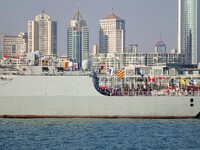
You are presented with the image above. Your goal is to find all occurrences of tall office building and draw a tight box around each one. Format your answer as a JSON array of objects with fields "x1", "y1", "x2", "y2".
[
  {"x1": 67, "y1": 9, "x2": 89, "y2": 68},
  {"x1": 99, "y1": 11, "x2": 125, "y2": 53},
  {"x1": 155, "y1": 40, "x2": 166, "y2": 53},
  {"x1": 28, "y1": 11, "x2": 57, "y2": 56},
  {"x1": 2, "y1": 32, "x2": 28, "y2": 58},
  {"x1": 178, "y1": 0, "x2": 200, "y2": 64}
]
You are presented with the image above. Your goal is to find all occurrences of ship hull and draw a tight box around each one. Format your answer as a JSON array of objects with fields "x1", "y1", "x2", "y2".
[
  {"x1": 0, "y1": 95, "x2": 199, "y2": 119},
  {"x1": 0, "y1": 75, "x2": 200, "y2": 119}
]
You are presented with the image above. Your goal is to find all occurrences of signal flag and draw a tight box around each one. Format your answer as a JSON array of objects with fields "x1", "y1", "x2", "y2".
[{"x1": 117, "y1": 70, "x2": 124, "y2": 79}]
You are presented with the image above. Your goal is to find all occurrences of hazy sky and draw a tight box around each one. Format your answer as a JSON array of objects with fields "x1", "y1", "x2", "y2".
[{"x1": 0, "y1": 0, "x2": 178, "y2": 55}]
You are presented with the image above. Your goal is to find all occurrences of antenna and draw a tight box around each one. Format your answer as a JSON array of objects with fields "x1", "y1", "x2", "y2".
[
  {"x1": 77, "y1": 1, "x2": 80, "y2": 20},
  {"x1": 160, "y1": 35, "x2": 162, "y2": 41},
  {"x1": 112, "y1": 6, "x2": 114, "y2": 14},
  {"x1": 77, "y1": 1, "x2": 79, "y2": 11},
  {"x1": 72, "y1": 2, "x2": 83, "y2": 20},
  {"x1": 41, "y1": 9, "x2": 45, "y2": 14}
]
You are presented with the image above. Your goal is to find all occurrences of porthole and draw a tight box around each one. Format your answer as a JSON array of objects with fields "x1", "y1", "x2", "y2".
[
  {"x1": 190, "y1": 103, "x2": 194, "y2": 107},
  {"x1": 190, "y1": 98, "x2": 194, "y2": 103}
]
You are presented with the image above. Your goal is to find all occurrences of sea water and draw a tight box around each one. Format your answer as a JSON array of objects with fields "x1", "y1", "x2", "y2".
[{"x1": 0, "y1": 119, "x2": 200, "y2": 150}]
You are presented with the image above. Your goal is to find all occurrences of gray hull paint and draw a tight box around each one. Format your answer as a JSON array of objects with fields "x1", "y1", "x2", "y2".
[{"x1": 0, "y1": 75, "x2": 200, "y2": 118}]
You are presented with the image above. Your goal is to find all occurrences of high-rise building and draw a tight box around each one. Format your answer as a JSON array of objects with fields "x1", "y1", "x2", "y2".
[
  {"x1": 2, "y1": 32, "x2": 28, "y2": 58},
  {"x1": 99, "y1": 11, "x2": 125, "y2": 53},
  {"x1": 155, "y1": 40, "x2": 166, "y2": 53},
  {"x1": 67, "y1": 9, "x2": 89, "y2": 68},
  {"x1": 28, "y1": 11, "x2": 57, "y2": 56},
  {"x1": 178, "y1": 0, "x2": 200, "y2": 64}
]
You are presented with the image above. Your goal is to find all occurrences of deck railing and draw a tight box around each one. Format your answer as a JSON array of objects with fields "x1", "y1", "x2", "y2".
[{"x1": 107, "y1": 90, "x2": 200, "y2": 97}]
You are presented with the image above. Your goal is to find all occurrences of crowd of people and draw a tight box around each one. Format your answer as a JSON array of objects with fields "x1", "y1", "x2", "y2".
[{"x1": 97, "y1": 85, "x2": 199, "y2": 97}]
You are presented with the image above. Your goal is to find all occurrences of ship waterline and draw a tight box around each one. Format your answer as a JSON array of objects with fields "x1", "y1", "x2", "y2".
[{"x1": 0, "y1": 75, "x2": 200, "y2": 119}]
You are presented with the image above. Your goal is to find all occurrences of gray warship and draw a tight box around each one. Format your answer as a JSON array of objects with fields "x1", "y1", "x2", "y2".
[{"x1": 0, "y1": 52, "x2": 200, "y2": 119}]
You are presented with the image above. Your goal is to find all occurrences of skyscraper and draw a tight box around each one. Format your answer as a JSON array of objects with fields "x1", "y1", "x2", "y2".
[
  {"x1": 28, "y1": 11, "x2": 57, "y2": 56},
  {"x1": 178, "y1": 0, "x2": 200, "y2": 64},
  {"x1": 67, "y1": 9, "x2": 89, "y2": 68},
  {"x1": 99, "y1": 11, "x2": 125, "y2": 53},
  {"x1": 155, "y1": 40, "x2": 166, "y2": 54}
]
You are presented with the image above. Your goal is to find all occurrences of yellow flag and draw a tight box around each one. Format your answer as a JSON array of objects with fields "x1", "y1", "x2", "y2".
[{"x1": 181, "y1": 79, "x2": 186, "y2": 85}]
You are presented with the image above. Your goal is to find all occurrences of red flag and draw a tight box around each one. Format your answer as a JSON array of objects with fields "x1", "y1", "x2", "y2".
[
  {"x1": 159, "y1": 76, "x2": 165, "y2": 81},
  {"x1": 99, "y1": 64, "x2": 104, "y2": 70},
  {"x1": 148, "y1": 76, "x2": 155, "y2": 83},
  {"x1": 3, "y1": 55, "x2": 9, "y2": 60}
]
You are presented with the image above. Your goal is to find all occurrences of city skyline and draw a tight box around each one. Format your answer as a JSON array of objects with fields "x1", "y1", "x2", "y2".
[{"x1": 0, "y1": 0, "x2": 178, "y2": 55}]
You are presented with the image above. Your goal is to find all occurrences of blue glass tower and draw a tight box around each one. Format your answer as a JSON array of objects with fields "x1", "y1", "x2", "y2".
[
  {"x1": 67, "y1": 9, "x2": 89, "y2": 68},
  {"x1": 178, "y1": 0, "x2": 200, "y2": 64},
  {"x1": 155, "y1": 40, "x2": 166, "y2": 54}
]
